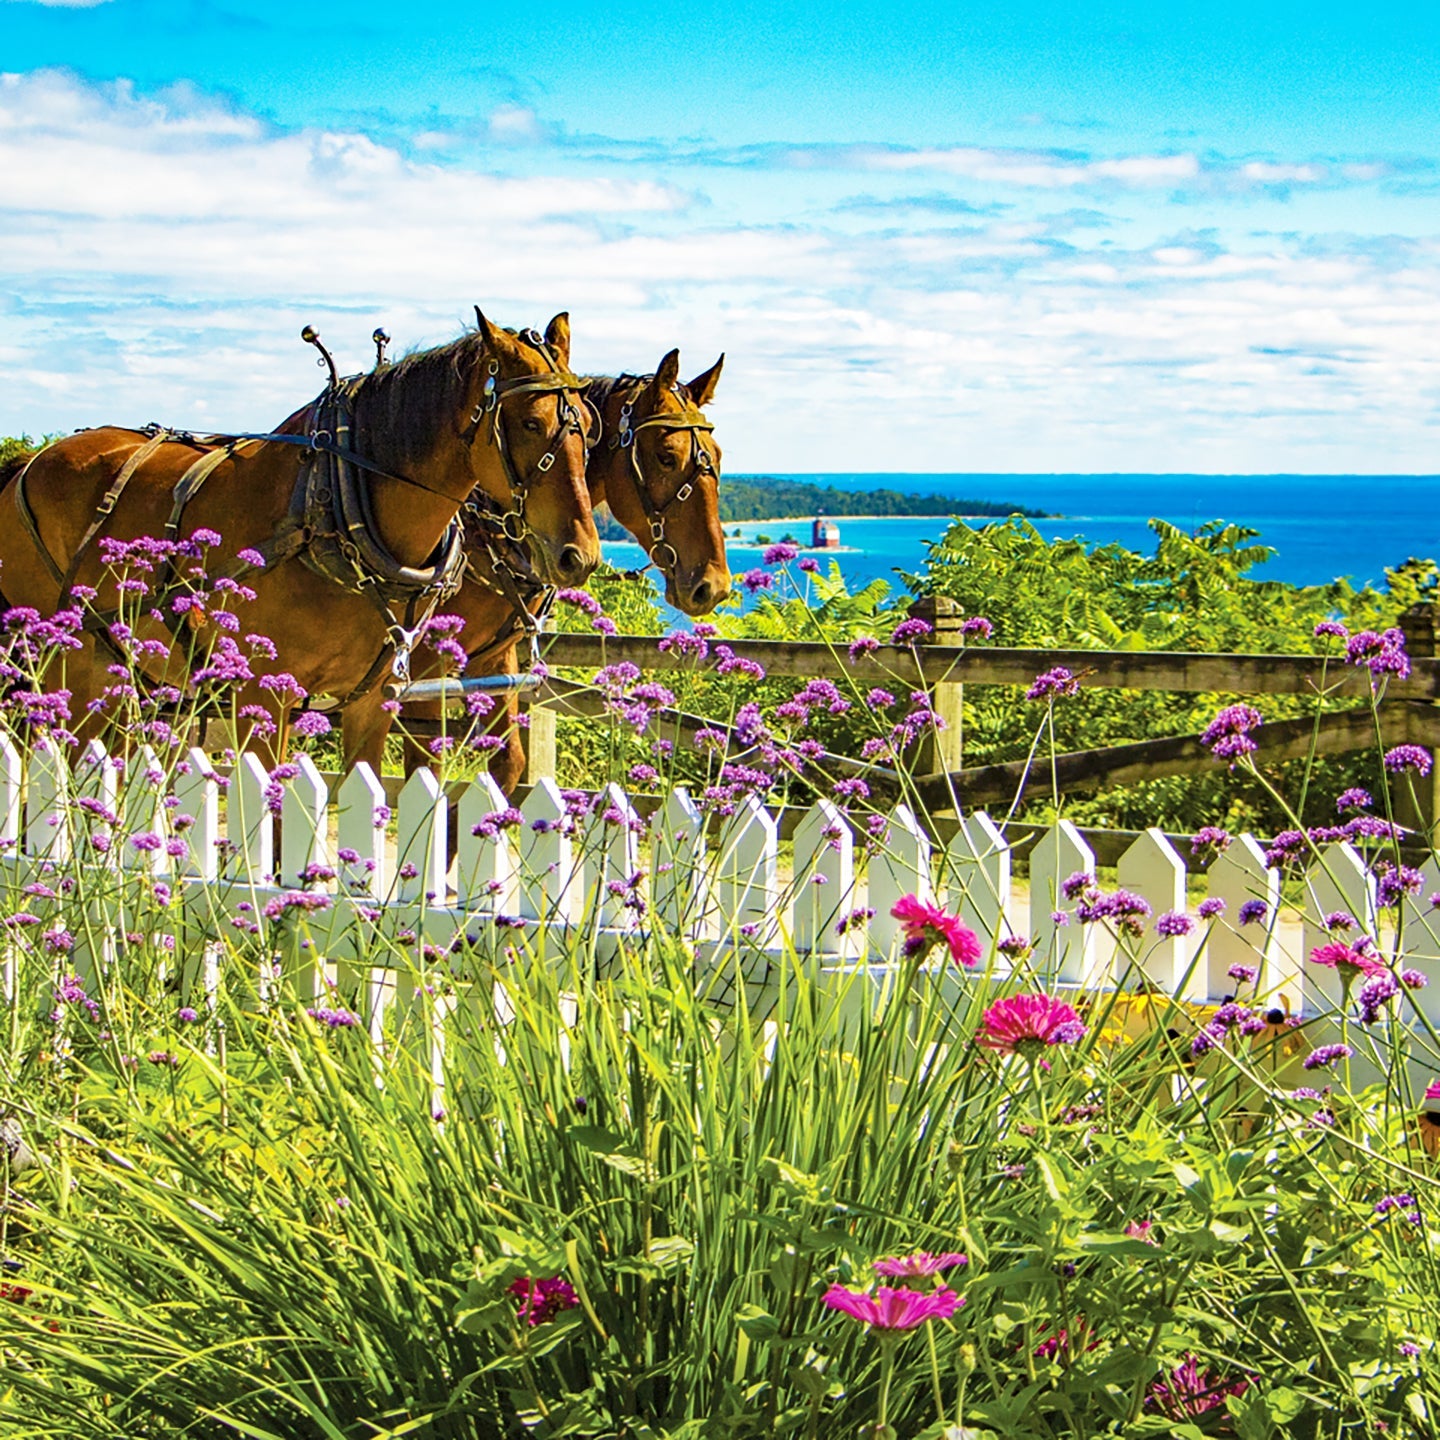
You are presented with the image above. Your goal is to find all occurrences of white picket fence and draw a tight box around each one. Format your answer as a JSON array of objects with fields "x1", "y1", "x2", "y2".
[{"x1": 8, "y1": 736, "x2": 1440, "y2": 1045}]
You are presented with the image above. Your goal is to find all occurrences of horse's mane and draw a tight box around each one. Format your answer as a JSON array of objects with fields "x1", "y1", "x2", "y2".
[
  {"x1": 582, "y1": 372, "x2": 695, "y2": 412},
  {"x1": 345, "y1": 330, "x2": 488, "y2": 468}
]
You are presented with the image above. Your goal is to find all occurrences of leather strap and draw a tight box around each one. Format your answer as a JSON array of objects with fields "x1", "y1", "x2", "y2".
[{"x1": 54, "y1": 430, "x2": 171, "y2": 605}]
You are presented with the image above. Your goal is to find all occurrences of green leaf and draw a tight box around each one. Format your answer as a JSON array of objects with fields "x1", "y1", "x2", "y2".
[
  {"x1": 734, "y1": 1305, "x2": 781, "y2": 1341},
  {"x1": 1208, "y1": 1219, "x2": 1251, "y2": 1245},
  {"x1": 1264, "y1": 1386, "x2": 1307, "y2": 1424},
  {"x1": 566, "y1": 1126, "x2": 648, "y2": 1176},
  {"x1": 648, "y1": 1235, "x2": 695, "y2": 1269}
]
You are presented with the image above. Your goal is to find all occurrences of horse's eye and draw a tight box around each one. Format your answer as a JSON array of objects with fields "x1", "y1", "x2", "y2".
[
  {"x1": 522, "y1": 418, "x2": 544, "y2": 434},
  {"x1": 657, "y1": 450, "x2": 677, "y2": 469}
]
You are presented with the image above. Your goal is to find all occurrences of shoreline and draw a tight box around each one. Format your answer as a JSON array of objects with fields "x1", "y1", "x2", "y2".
[{"x1": 724, "y1": 512, "x2": 1043, "y2": 527}]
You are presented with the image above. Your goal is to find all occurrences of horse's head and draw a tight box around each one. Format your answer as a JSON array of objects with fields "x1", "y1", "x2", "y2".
[
  {"x1": 594, "y1": 350, "x2": 730, "y2": 616},
  {"x1": 470, "y1": 310, "x2": 600, "y2": 587}
]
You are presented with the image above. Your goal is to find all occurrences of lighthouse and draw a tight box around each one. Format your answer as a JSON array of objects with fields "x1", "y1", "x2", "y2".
[{"x1": 811, "y1": 516, "x2": 840, "y2": 550}]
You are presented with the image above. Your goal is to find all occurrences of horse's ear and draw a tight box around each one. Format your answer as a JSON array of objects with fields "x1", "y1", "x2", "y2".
[
  {"x1": 474, "y1": 307, "x2": 516, "y2": 363},
  {"x1": 544, "y1": 312, "x2": 571, "y2": 366},
  {"x1": 650, "y1": 348, "x2": 681, "y2": 394},
  {"x1": 686, "y1": 353, "x2": 724, "y2": 408}
]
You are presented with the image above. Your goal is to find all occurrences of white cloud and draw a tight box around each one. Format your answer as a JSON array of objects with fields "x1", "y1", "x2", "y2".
[
  {"x1": 1, "y1": 69, "x2": 1438, "y2": 475},
  {"x1": 1239, "y1": 160, "x2": 1328, "y2": 184},
  {"x1": 832, "y1": 145, "x2": 1202, "y2": 190}
]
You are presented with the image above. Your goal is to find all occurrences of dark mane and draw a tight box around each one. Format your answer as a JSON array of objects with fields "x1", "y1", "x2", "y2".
[{"x1": 346, "y1": 330, "x2": 488, "y2": 468}]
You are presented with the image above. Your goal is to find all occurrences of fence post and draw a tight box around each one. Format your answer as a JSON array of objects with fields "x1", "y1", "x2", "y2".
[
  {"x1": 907, "y1": 596, "x2": 964, "y2": 806},
  {"x1": 1398, "y1": 602, "x2": 1440, "y2": 843},
  {"x1": 523, "y1": 614, "x2": 557, "y2": 785}
]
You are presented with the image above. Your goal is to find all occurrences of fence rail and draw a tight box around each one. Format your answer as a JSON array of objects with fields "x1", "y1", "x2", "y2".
[{"x1": 539, "y1": 632, "x2": 1440, "y2": 700}]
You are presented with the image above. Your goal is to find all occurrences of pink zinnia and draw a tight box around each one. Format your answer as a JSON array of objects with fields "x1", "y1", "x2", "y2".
[
  {"x1": 890, "y1": 894, "x2": 983, "y2": 968},
  {"x1": 873, "y1": 1251, "x2": 967, "y2": 1278},
  {"x1": 978, "y1": 994, "x2": 1087, "y2": 1056},
  {"x1": 1146, "y1": 1355, "x2": 1249, "y2": 1419},
  {"x1": 508, "y1": 1275, "x2": 579, "y2": 1326},
  {"x1": 823, "y1": 1283, "x2": 962, "y2": 1330},
  {"x1": 1308, "y1": 941, "x2": 1385, "y2": 979}
]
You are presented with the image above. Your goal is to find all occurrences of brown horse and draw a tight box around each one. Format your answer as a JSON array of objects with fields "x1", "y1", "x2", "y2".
[
  {"x1": 0, "y1": 312, "x2": 600, "y2": 758},
  {"x1": 342, "y1": 347, "x2": 729, "y2": 788}
]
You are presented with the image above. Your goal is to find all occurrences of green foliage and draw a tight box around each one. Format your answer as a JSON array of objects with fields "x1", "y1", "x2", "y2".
[
  {"x1": 906, "y1": 517, "x2": 1420, "y2": 829},
  {"x1": 8, "y1": 929, "x2": 1440, "y2": 1437},
  {"x1": 0, "y1": 433, "x2": 54, "y2": 468},
  {"x1": 548, "y1": 517, "x2": 1432, "y2": 833},
  {"x1": 908, "y1": 516, "x2": 1393, "y2": 655}
]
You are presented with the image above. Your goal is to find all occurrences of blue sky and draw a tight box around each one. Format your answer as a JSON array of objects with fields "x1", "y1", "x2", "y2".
[{"x1": 2, "y1": 0, "x2": 1437, "y2": 472}]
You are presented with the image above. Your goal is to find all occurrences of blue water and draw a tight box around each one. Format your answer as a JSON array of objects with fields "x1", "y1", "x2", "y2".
[{"x1": 601, "y1": 473, "x2": 1440, "y2": 618}]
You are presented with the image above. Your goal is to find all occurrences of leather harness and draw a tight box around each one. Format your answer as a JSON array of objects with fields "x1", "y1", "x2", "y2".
[{"x1": 6, "y1": 328, "x2": 591, "y2": 712}]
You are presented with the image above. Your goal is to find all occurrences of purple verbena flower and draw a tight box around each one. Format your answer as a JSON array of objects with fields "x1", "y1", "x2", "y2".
[
  {"x1": 1385, "y1": 745, "x2": 1432, "y2": 777},
  {"x1": 889, "y1": 618, "x2": 933, "y2": 646},
  {"x1": 1026, "y1": 666, "x2": 1079, "y2": 701},
  {"x1": 1200, "y1": 703, "x2": 1263, "y2": 761},
  {"x1": 1304, "y1": 1042, "x2": 1353, "y2": 1071}
]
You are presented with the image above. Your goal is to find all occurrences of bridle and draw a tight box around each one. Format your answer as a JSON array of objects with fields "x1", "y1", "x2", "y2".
[
  {"x1": 457, "y1": 322, "x2": 600, "y2": 666},
  {"x1": 607, "y1": 380, "x2": 716, "y2": 578},
  {"x1": 459, "y1": 316, "x2": 598, "y2": 551}
]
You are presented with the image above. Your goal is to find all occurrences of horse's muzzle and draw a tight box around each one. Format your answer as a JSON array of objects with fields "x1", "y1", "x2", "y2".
[
  {"x1": 536, "y1": 539, "x2": 599, "y2": 587},
  {"x1": 667, "y1": 561, "x2": 731, "y2": 617}
]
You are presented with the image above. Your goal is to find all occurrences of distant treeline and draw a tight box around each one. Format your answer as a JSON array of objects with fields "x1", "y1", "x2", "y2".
[{"x1": 716, "y1": 478, "x2": 1050, "y2": 522}]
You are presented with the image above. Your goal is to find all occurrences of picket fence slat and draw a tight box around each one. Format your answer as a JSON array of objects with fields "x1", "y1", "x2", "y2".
[
  {"x1": 867, "y1": 804, "x2": 932, "y2": 955},
  {"x1": 175, "y1": 748, "x2": 220, "y2": 882},
  {"x1": 519, "y1": 778, "x2": 575, "y2": 923},
  {"x1": 1303, "y1": 842, "x2": 1375, "y2": 1017},
  {"x1": 947, "y1": 810, "x2": 1011, "y2": 967},
  {"x1": 792, "y1": 799, "x2": 856, "y2": 961},
  {"x1": 456, "y1": 772, "x2": 514, "y2": 914},
  {"x1": 652, "y1": 787, "x2": 708, "y2": 939},
  {"x1": 1030, "y1": 820, "x2": 1097, "y2": 986},
  {"x1": 1116, "y1": 828, "x2": 1188, "y2": 994},
  {"x1": 716, "y1": 794, "x2": 780, "y2": 947}
]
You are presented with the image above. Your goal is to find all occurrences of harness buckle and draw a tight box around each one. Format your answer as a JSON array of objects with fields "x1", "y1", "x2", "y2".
[
  {"x1": 390, "y1": 622, "x2": 425, "y2": 685},
  {"x1": 501, "y1": 511, "x2": 528, "y2": 544},
  {"x1": 650, "y1": 519, "x2": 666, "y2": 542},
  {"x1": 676, "y1": 482, "x2": 694, "y2": 503},
  {"x1": 536, "y1": 452, "x2": 555, "y2": 473}
]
